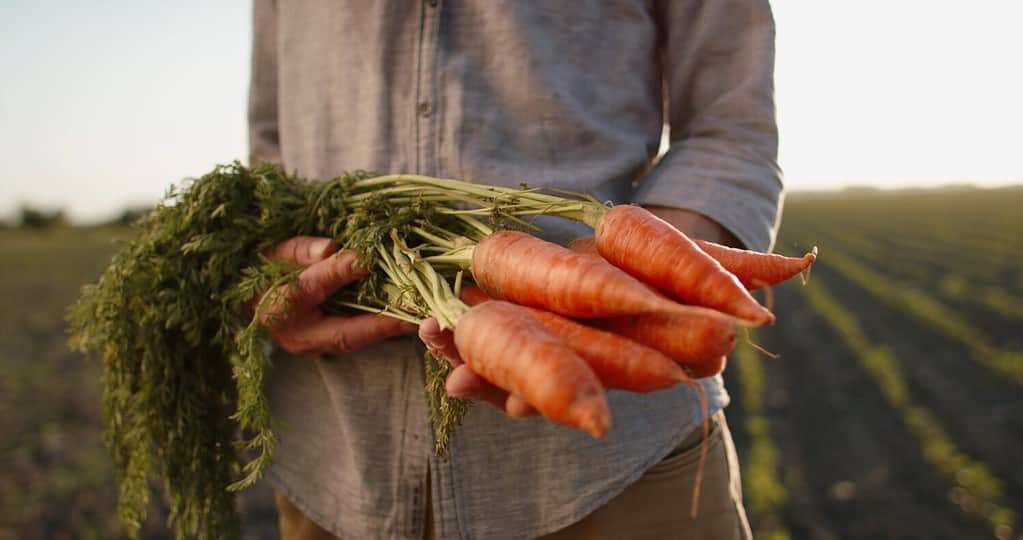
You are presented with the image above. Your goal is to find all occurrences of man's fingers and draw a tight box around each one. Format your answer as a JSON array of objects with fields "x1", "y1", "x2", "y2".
[
  {"x1": 289, "y1": 313, "x2": 416, "y2": 355},
  {"x1": 505, "y1": 395, "x2": 537, "y2": 417},
  {"x1": 418, "y1": 318, "x2": 462, "y2": 365},
  {"x1": 445, "y1": 365, "x2": 508, "y2": 409},
  {"x1": 445, "y1": 366, "x2": 536, "y2": 416},
  {"x1": 297, "y1": 250, "x2": 369, "y2": 305},
  {"x1": 266, "y1": 236, "x2": 339, "y2": 266}
]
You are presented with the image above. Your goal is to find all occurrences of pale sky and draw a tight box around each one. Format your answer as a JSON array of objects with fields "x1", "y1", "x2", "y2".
[{"x1": 2, "y1": 1, "x2": 1021, "y2": 223}]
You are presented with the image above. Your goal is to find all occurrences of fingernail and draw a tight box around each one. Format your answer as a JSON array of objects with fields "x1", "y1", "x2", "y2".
[{"x1": 309, "y1": 238, "x2": 334, "y2": 259}]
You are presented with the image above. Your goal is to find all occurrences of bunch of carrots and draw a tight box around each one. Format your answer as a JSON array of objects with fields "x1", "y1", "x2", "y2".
[
  {"x1": 69, "y1": 163, "x2": 817, "y2": 538},
  {"x1": 411, "y1": 205, "x2": 817, "y2": 438}
]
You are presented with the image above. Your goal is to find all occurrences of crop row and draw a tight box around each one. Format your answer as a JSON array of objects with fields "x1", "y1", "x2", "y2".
[
  {"x1": 732, "y1": 342, "x2": 791, "y2": 540},
  {"x1": 783, "y1": 212, "x2": 1013, "y2": 287},
  {"x1": 794, "y1": 226, "x2": 1023, "y2": 322},
  {"x1": 937, "y1": 275, "x2": 1023, "y2": 321},
  {"x1": 786, "y1": 188, "x2": 1023, "y2": 253},
  {"x1": 798, "y1": 280, "x2": 1016, "y2": 539},
  {"x1": 805, "y1": 248, "x2": 1023, "y2": 385}
]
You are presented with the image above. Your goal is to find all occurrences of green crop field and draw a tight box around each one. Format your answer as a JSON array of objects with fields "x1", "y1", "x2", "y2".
[
  {"x1": 1, "y1": 186, "x2": 1020, "y2": 539},
  {"x1": 724, "y1": 186, "x2": 1023, "y2": 540}
]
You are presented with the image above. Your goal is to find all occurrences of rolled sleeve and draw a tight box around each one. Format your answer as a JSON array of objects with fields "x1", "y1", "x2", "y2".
[{"x1": 633, "y1": 0, "x2": 782, "y2": 252}]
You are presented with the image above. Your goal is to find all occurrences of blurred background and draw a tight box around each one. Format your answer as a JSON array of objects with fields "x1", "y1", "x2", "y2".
[{"x1": 1, "y1": 1, "x2": 1020, "y2": 539}]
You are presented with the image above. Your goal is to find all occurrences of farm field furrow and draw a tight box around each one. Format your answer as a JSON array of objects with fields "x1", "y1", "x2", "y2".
[
  {"x1": 788, "y1": 278, "x2": 1017, "y2": 538},
  {"x1": 846, "y1": 230, "x2": 1012, "y2": 286},
  {"x1": 802, "y1": 246, "x2": 1023, "y2": 384},
  {"x1": 785, "y1": 214, "x2": 1013, "y2": 286},
  {"x1": 789, "y1": 187, "x2": 1023, "y2": 240},
  {"x1": 728, "y1": 343, "x2": 790, "y2": 540},
  {"x1": 794, "y1": 261, "x2": 1023, "y2": 504},
  {"x1": 744, "y1": 284, "x2": 983, "y2": 539},
  {"x1": 793, "y1": 227, "x2": 1023, "y2": 342},
  {"x1": 865, "y1": 231, "x2": 1006, "y2": 277}
]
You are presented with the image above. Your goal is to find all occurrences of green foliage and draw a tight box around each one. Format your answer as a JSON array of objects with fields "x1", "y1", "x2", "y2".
[
  {"x1": 68, "y1": 164, "x2": 307, "y2": 539},
  {"x1": 65, "y1": 163, "x2": 449, "y2": 538},
  {"x1": 423, "y1": 350, "x2": 469, "y2": 458},
  {"x1": 66, "y1": 162, "x2": 602, "y2": 539}
]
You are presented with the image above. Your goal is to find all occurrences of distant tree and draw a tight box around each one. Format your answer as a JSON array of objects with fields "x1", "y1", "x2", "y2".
[{"x1": 18, "y1": 205, "x2": 67, "y2": 229}]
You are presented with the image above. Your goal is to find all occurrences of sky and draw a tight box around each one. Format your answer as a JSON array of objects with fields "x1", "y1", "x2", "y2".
[{"x1": 2, "y1": 1, "x2": 1021, "y2": 223}]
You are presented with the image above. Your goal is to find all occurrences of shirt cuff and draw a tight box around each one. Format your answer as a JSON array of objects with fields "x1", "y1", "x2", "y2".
[{"x1": 630, "y1": 146, "x2": 783, "y2": 253}]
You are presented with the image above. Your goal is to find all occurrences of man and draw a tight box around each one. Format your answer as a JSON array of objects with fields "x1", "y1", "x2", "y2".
[{"x1": 249, "y1": 1, "x2": 781, "y2": 538}]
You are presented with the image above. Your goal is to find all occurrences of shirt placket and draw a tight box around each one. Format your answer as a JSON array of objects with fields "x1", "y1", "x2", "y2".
[
  {"x1": 405, "y1": 5, "x2": 443, "y2": 539},
  {"x1": 413, "y1": 0, "x2": 442, "y2": 177}
]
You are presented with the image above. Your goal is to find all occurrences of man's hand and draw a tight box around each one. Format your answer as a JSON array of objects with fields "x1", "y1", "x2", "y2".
[
  {"x1": 258, "y1": 236, "x2": 416, "y2": 356},
  {"x1": 419, "y1": 318, "x2": 537, "y2": 417}
]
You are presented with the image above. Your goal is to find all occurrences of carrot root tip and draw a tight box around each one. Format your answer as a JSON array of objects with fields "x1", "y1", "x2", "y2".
[
  {"x1": 760, "y1": 284, "x2": 776, "y2": 313},
  {"x1": 800, "y1": 246, "x2": 819, "y2": 286},
  {"x1": 743, "y1": 328, "x2": 781, "y2": 359},
  {"x1": 577, "y1": 405, "x2": 612, "y2": 438},
  {"x1": 689, "y1": 382, "x2": 709, "y2": 518}
]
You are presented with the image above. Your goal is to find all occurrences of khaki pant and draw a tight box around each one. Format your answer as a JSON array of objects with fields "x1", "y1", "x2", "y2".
[{"x1": 276, "y1": 412, "x2": 752, "y2": 540}]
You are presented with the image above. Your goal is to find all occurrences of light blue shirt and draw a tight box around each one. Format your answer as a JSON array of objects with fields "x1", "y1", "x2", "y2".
[{"x1": 250, "y1": 1, "x2": 781, "y2": 538}]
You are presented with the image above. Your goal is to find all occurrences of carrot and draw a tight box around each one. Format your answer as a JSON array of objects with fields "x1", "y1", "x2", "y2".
[
  {"x1": 566, "y1": 235, "x2": 600, "y2": 256},
  {"x1": 461, "y1": 286, "x2": 688, "y2": 392},
  {"x1": 471, "y1": 230, "x2": 726, "y2": 320},
  {"x1": 573, "y1": 234, "x2": 816, "y2": 292},
  {"x1": 575, "y1": 235, "x2": 816, "y2": 289},
  {"x1": 683, "y1": 355, "x2": 727, "y2": 379},
  {"x1": 453, "y1": 300, "x2": 611, "y2": 437},
  {"x1": 591, "y1": 312, "x2": 737, "y2": 375},
  {"x1": 459, "y1": 283, "x2": 498, "y2": 306},
  {"x1": 695, "y1": 240, "x2": 817, "y2": 290},
  {"x1": 592, "y1": 206, "x2": 775, "y2": 325}
]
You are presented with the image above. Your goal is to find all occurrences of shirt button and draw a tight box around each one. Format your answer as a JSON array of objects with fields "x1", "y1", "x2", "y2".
[{"x1": 417, "y1": 101, "x2": 432, "y2": 118}]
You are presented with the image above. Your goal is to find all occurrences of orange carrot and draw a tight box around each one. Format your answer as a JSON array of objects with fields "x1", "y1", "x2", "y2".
[
  {"x1": 591, "y1": 206, "x2": 774, "y2": 325},
  {"x1": 461, "y1": 286, "x2": 688, "y2": 392},
  {"x1": 566, "y1": 236, "x2": 601, "y2": 256},
  {"x1": 591, "y1": 312, "x2": 737, "y2": 375},
  {"x1": 683, "y1": 355, "x2": 727, "y2": 379},
  {"x1": 695, "y1": 240, "x2": 817, "y2": 290},
  {"x1": 471, "y1": 230, "x2": 726, "y2": 320},
  {"x1": 453, "y1": 300, "x2": 611, "y2": 437},
  {"x1": 573, "y1": 234, "x2": 816, "y2": 291},
  {"x1": 459, "y1": 283, "x2": 497, "y2": 306}
]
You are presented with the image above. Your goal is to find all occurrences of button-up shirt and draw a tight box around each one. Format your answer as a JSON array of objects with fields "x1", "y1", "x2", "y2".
[{"x1": 249, "y1": 1, "x2": 781, "y2": 538}]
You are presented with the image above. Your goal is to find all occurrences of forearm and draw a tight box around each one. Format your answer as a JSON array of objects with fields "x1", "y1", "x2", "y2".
[{"x1": 643, "y1": 206, "x2": 741, "y2": 248}]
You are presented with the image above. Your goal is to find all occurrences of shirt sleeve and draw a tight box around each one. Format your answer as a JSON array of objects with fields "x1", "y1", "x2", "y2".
[
  {"x1": 248, "y1": 0, "x2": 281, "y2": 167},
  {"x1": 632, "y1": 0, "x2": 783, "y2": 252}
]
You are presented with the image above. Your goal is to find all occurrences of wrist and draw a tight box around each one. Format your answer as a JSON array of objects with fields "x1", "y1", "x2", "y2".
[{"x1": 642, "y1": 206, "x2": 741, "y2": 247}]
